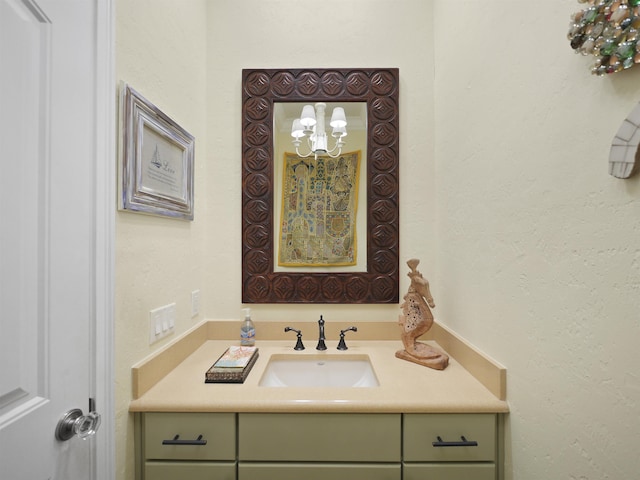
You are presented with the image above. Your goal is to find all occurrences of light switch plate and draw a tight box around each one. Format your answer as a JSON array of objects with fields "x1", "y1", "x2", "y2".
[
  {"x1": 149, "y1": 303, "x2": 176, "y2": 345},
  {"x1": 191, "y1": 290, "x2": 200, "y2": 317}
]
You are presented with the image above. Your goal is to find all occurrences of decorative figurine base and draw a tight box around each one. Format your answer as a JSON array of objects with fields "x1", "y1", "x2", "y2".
[
  {"x1": 396, "y1": 258, "x2": 449, "y2": 371},
  {"x1": 395, "y1": 341, "x2": 449, "y2": 370}
]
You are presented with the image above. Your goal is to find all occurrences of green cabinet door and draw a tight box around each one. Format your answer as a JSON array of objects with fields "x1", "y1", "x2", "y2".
[
  {"x1": 404, "y1": 463, "x2": 496, "y2": 480},
  {"x1": 145, "y1": 461, "x2": 236, "y2": 480},
  {"x1": 403, "y1": 414, "x2": 496, "y2": 462},
  {"x1": 238, "y1": 462, "x2": 401, "y2": 480},
  {"x1": 238, "y1": 413, "x2": 401, "y2": 462},
  {"x1": 144, "y1": 413, "x2": 236, "y2": 461}
]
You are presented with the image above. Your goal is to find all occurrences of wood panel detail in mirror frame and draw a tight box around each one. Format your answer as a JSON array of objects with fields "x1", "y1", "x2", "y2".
[{"x1": 242, "y1": 68, "x2": 399, "y2": 303}]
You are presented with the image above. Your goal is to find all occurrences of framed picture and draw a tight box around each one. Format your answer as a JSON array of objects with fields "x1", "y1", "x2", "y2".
[{"x1": 120, "y1": 83, "x2": 195, "y2": 220}]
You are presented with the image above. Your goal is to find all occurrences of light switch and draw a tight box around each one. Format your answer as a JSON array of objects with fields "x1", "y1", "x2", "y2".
[
  {"x1": 167, "y1": 303, "x2": 176, "y2": 328},
  {"x1": 149, "y1": 304, "x2": 175, "y2": 344},
  {"x1": 149, "y1": 307, "x2": 163, "y2": 344}
]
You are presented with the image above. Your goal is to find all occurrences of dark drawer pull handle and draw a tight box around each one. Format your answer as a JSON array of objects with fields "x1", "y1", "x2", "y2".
[
  {"x1": 432, "y1": 435, "x2": 478, "y2": 447},
  {"x1": 162, "y1": 434, "x2": 207, "y2": 446}
]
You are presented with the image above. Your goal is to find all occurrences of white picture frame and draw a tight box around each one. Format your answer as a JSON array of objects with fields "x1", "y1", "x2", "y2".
[{"x1": 120, "y1": 83, "x2": 195, "y2": 220}]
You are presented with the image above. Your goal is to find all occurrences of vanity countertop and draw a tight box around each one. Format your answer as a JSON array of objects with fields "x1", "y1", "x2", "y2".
[{"x1": 129, "y1": 332, "x2": 509, "y2": 413}]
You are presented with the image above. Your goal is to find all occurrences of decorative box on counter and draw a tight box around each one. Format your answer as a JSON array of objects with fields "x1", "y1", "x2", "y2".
[{"x1": 205, "y1": 346, "x2": 259, "y2": 384}]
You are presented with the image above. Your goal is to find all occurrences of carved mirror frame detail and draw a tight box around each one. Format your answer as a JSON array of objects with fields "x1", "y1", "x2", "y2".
[{"x1": 242, "y1": 68, "x2": 399, "y2": 303}]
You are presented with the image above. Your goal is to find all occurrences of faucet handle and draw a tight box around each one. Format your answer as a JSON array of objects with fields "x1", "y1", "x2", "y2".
[
  {"x1": 337, "y1": 326, "x2": 358, "y2": 350},
  {"x1": 284, "y1": 327, "x2": 305, "y2": 350}
]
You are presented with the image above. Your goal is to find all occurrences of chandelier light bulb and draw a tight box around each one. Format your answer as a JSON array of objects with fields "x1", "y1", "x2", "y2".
[
  {"x1": 329, "y1": 107, "x2": 347, "y2": 128},
  {"x1": 299, "y1": 104, "x2": 316, "y2": 128},
  {"x1": 332, "y1": 125, "x2": 347, "y2": 138},
  {"x1": 291, "y1": 118, "x2": 305, "y2": 139}
]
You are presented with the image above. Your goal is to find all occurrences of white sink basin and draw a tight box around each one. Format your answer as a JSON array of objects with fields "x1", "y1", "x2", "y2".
[{"x1": 258, "y1": 354, "x2": 379, "y2": 387}]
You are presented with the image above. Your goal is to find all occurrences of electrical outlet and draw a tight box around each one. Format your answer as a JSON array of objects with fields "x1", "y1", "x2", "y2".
[{"x1": 191, "y1": 290, "x2": 200, "y2": 317}]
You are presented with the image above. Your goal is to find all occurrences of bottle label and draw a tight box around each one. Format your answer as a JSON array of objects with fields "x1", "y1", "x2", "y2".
[{"x1": 240, "y1": 328, "x2": 255, "y2": 346}]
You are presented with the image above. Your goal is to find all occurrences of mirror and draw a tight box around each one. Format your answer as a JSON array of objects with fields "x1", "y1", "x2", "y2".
[
  {"x1": 242, "y1": 68, "x2": 399, "y2": 303},
  {"x1": 273, "y1": 101, "x2": 367, "y2": 273}
]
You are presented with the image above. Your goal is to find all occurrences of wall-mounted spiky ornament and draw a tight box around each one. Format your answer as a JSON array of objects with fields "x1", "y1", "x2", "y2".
[{"x1": 568, "y1": 0, "x2": 640, "y2": 75}]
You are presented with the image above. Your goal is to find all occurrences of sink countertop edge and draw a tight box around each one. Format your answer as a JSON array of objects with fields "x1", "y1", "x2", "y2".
[{"x1": 129, "y1": 337, "x2": 509, "y2": 414}]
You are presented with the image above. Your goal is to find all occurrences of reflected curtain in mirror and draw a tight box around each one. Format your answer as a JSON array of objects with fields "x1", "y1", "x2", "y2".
[{"x1": 278, "y1": 150, "x2": 361, "y2": 268}]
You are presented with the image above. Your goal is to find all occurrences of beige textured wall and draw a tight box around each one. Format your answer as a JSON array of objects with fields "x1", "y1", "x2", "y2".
[
  {"x1": 115, "y1": 1, "x2": 434, "y2": 479},
  {"x1": 204, "y1": 0, "x2": 436, "y2": 322},
  {"x1": 115, "y1": 1, "x2": 640, "y2": 479},
  {"x1": 433, "y1": 1, "x2": 640, "y2": 478},
  {"x1": 115, "y1": 1, "x2": 208, "y2": 479}
]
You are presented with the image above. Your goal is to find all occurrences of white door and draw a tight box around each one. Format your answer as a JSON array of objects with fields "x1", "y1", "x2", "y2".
[{"x1": 0, "y1": 1, "x2": 113, "y2": 479}]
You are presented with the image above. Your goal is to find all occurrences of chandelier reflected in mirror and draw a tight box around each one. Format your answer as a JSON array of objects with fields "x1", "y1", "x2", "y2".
[{"x1": 290, "y1": 102, "x2": 347, "y2": 159}]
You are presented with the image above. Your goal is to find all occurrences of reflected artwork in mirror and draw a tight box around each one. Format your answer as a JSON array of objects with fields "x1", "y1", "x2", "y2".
[{"x1": 242, "y1": 68, "x2": 399, "y2": 303}]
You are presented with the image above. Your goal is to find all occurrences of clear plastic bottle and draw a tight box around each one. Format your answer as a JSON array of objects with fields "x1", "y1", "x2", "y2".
[{"x1": 240, "y1": 308, "x2": 255, "y2": 346}]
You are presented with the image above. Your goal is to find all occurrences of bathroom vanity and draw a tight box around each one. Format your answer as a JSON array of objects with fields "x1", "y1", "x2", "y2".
[{"x1": 130, "y1": 321, "x2": 508, "y2": 480}]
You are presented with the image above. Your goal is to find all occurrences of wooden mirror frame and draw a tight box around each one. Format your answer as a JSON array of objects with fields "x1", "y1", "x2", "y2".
[{"x1": 242, "y1": 68, "x2": 399, "y2": 303}]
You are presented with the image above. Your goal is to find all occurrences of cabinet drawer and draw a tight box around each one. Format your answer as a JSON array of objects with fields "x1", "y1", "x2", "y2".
[
  {"x1": 238, "y1": 462, "x2": 401, "y2": 480},
  {"x1": 143, "y1": 412, "x2": 236, "y2": 461},
  {"x1": 145, "y1": 461, "x2": 236, "y2": 480},
  {"x1": 238, "y1": 413, "x2": 401, "y2": 462},
  {"x1": 404, "y1": 463, "x2": 495, "y2": 480},
  {"x1": 403, "y1": 414, "x2": 496, "y2": 462}
]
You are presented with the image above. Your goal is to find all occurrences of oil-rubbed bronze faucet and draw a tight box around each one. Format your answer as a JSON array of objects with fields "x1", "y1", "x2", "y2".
[
  {"x1": 284, "y1": 327, "x2": 305, "y2": 350},
  {"x1": 316, "y1": 315, "x2": 327, "y2": 350},
  {"x1": 337, "y1": 326, "x2": 358, "y2": 350}
]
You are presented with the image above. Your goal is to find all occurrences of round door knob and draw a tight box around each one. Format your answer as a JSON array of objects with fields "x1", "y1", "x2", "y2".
[{"x1": 55, "y1": 408, "x2": 101, "y2": 441}]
